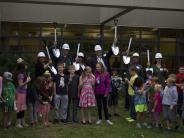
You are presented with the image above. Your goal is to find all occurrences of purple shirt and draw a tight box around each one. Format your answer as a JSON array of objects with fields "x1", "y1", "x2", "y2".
[
  {"x1": 94, "y1": 71, "x2": 110, "y2": 95},
  {"x1": 16, "y1": 73, "x2": 27, "y2": 94}
]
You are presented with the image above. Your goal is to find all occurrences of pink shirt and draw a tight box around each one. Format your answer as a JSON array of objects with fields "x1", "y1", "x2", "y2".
[
  {"x1": 94, "y1": 71, "x2": 110, "y2": 95},
  {"x1": 153, "y1": 91, "x2": 163, "y2": 112}
]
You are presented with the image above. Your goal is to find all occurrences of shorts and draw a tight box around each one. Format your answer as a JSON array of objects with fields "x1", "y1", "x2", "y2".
[
  {"x1": 163, "y1": 105, "x2": 177, "y2": 122},
  {"x1": 135, "y1": 104, "x2": 147, "y2": 112}
]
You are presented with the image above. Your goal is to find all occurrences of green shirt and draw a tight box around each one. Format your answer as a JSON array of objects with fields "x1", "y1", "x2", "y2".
[
  {"x1": 128, "y1": 74, "x2": 138, "y2": 96},
  {"x1": 2, "y1": 82, "x2": 16, "y2": 107}
]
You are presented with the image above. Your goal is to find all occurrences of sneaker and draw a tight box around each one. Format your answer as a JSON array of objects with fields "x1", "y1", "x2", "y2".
[
  {"x1": 114, "y1": 113, "x2": 120, "y2": 117},
  {"x1": 106, "y1": 120, "x2": 113, "y2": 125},
  {"x1": 136, "y1": 123, "x2": 142, "y2": 128},
  {"x1": 142, "y1": 122, "x2": 151, "y2": 128},
  {"x1": 125, "y1": 117, "x2": 132, "y2": 120},
  {"x1": 127, "y1": 118, "x2": 135, "y2": 122},
  {"x1": 16, "y1": 124, "x2": 23, "y2": 128},
  {"x1": 96, "y1": 120, "x2": 102, "y2": 125}
]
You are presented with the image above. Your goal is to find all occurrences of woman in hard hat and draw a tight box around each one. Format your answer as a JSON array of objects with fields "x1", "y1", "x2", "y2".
[
  {"x1": 153, "y1": 53, "x2": 168, "y2": 86},
  {"x1": 35, "y1": 52, "x2": 51, "y2": 78},
  {"x1": 74, "y1": 52, "x2": 86, "y2": 76}
]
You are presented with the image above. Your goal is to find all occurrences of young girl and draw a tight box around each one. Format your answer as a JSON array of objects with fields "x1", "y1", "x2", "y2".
[
  {"x1": 152, "y1": 84, "x2": 163, "y2": 128},
  {"x1": 134, "y1": 77, "x2": 149, "y2": 128},
  {"x1": 37, "y1": 71, "x2": 54, "y2": 127},
  {"x1": 15, "y1": 61, "x2": 31, "y2": 128},
  {"x1": 162, "y1": 77, "x2": 178, "y2": 131},
  {"x1": 1, "y1": 72, "x2": 16, "y2": 128},
  {"x1": 94, "y1": 62, "x2": 113, "y2": 125},
  {"x1": 79, "y1": 66, "x2": 96, "y2": 124}
]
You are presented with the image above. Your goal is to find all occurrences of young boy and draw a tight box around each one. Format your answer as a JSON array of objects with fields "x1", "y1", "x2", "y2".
[
  {"x1": 125, "y1": 66, "x2": 138, "y2": 122},
  {"x1": 109, "y1": 69, "x2": 122, "y2": 116},
  {"x1": 176, "y1": 66, "x2": 184, "y2": 117},
  {"x1": 53, "y1": 63, "x2": 69, "y2": 123},
  {"x1": 67, "y1": 65, "x2": 79, "y2": 123},
  {"x1": 162, "y1": 77, "x2": 178, "y2": 131}
]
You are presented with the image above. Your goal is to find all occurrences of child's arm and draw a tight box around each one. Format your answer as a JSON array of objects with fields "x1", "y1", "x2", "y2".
[
  {"x1": 78, "y1": 76, "x2": 83, "y2": 98},
  {"x1": 152, "y1": 99, "x2": 158, "y2": 112},
  {"x1": 170, "y1": 88, "x2": 178, "y2": 110}
]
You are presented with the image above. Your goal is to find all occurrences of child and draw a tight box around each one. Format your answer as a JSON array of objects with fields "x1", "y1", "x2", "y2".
[
  {"x1": 53, "y1": 63, "x2": 69, "y2": 123},
  {"x1": 176, "y1": 66, "x2": 184, "y2": 117},
  {"x1": 27, "y1": 81, "x2": 39, "y2": 127},
  {"x1": 79, "y1": 66, "x2": 96, "y2": 124},
  {"x1": 1, "y1": 72, "x2": 16, "y2": 128},
  {"x1": 15, "y1": 61, "x2": 31, "y2": 128},
  {"x1": 0, "y1": 76, "x2": 2, "y2": 96},
  {"x1": 134, "y1": 77, "x2": 149, "y2": 128},
  {"x1": 125, "y1": 66, "x2": 138, "y2": 122},
  {"x1": 162, "y1": 77, "x2": 178, "y2": 131},
  {"x1": 67, "y1": 65, "x2": 80, "y2": 123},
  {"x1": 95, "y1": 62, "x2": 113, "y2": 125},
  {"x1": 37, "y1": 71, "x2": 54, "y2": 126},
  {"x1": 152, "y1": 84, "x2": 163, "y2": 128},
  {"x1": 109, "y1": 69, "x2": 122, "y2": 116},
  {"x1": 181, "y1": 81, "x2": 184, "y2": 125}
]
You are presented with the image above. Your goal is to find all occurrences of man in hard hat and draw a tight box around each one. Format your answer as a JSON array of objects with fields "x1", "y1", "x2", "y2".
[
  {"x1": 88, "y1": 40, "x2": 118, "y2": 73},
  {"x1": 49, "y1": 41, "x2": 61, "y2": 67},
  {"x1": 60, "y1": 43, "x2": 73, "y2": 72}
]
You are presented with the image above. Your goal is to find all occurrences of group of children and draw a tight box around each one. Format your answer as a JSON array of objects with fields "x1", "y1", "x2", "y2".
[
  {"x1": 125, "y1": 66, "x2": 184, "y2": 131},
  {"x1": 0, "y1": 55, "x2": 184, "y2": 133},
  {"x1": 0, "y1": 56, "x2": 117, "y2": 128}
]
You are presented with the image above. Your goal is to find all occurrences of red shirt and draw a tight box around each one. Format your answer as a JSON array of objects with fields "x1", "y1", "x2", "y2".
[{"x1": 176, "y1": 73, "x2": 184, "y2": 93}]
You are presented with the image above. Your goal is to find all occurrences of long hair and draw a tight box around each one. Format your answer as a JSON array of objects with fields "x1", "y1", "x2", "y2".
[
  {"x1": 81, "y1": 66, "x2": 92, "y2": 78},
  {"x1": 96, "y1": 62, "x2": 106, "y2": 74},
  {"x1": 15, "y1": 63, "x2": 27, "y2": 84}
]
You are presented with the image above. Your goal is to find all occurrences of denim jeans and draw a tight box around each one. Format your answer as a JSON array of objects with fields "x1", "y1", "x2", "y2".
[
  {"x1": 28, "y1": 103, "x2": 38, "y2": 123},
  {"x1": 129, "y1": 95, "x2": 136, "y2": 120},
  {"x1": 54, "y1": 94, "x2": 68, "y2": 120}
]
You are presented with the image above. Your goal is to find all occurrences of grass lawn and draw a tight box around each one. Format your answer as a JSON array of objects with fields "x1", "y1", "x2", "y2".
[{"x1": 0, "y1": 96, "x2": 184, "y2": 138}]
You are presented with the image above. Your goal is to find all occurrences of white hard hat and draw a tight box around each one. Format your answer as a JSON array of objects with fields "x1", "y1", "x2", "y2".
[
  {"x1": 17, "y1": 58, "x2": 24, "y2": 64},
  {"x1": 132, "y1": 52, "x2": 139, "y2": 57},
  {"x1": 155, "y1": 53, "x2": 162, "y2": 59},
  {"x1": 37, "y1": 52, "x2": 46, "y2": 57},
  {"x1": 78, "y1": 52, "x2": 84, "y2": 57},
  {"x1": 62, "y1": 43, "x2": 70, "y2": 50},
  {"x1": 94, "y1": 45, "x2": 102, "y2": 51}
]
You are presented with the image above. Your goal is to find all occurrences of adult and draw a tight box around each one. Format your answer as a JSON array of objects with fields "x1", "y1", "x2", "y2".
[
  {"x1": 88, "y1": 39, "x2": 118, "y2": 74},
  {"x1": 59, "y1": 43, "x2": 73, "y2": 74},
  {"x1": 130, "y1": 52, "x2": 144, "y2": 78},
  {"x1": 35, "y1": 52, "x2": 51, "y2": 78},
  {"x1": 74, "y1": 52, "x2": 86, "y2": 76},
  {"x1": 153, "y1": 53, "x2": 168, "y2": 86}
]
